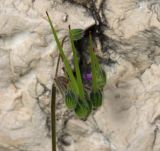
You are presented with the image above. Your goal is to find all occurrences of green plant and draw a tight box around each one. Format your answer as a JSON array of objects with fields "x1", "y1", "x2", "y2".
[
  {"x1": 47, "y1": 11, "x2": 107, "y2": 117},
  {"x1": 46, "y1": 11, "x2": 107, "y2": 151}
]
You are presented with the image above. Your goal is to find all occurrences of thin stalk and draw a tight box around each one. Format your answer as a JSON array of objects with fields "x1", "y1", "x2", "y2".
[
  {"x1": 55, "y1": 54, "x2": 60, "y2": 78},
  {"x1": 55, "y1": 36, "x2": 67, "y2": 78},
  {"x1": 46, "y1": 12, "x2": 79, "y2": 95},
  {"x1": 89, "y1": 32, "x2": 97, "y2": 92},
  {"x1": 69, "y1": 26, "x2": 85, "y2": 99},
  {"x1": 51, "y1": 84, "x2": 56, "y2": 151}
]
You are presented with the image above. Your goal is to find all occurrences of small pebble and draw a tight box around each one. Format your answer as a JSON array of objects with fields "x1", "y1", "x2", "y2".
[{"x1": 62, "y1": 13, "x2": 68, "y2": 22}]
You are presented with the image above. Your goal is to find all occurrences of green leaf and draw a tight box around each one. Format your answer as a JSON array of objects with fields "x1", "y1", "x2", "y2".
[
  {"x1": 96, "y1": 69, "x2": 106, "y2": 89},
  {"x1": 70, "y1": 29, "x2": 84, "y2": 41},
  {"x1": 46, "y1": 12, "x2": 79, "y2": 95},
  {"x1": 69, "y1": 27, "x2": 85, "y2": 99},
  {"x1": 94, "y1": 55, "x2": 106, "y2": 89},
  {"x1": 89, "y1": 32, "x2": 106, "y2": 90}
]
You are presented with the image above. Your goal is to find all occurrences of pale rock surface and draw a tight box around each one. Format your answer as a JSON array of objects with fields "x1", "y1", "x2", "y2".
[
  {"x1": 0, "y1": 0, "x2": 94, "y2": 151},
  {"x1": 0, "y1": 0, "x2": 160, "y2": 151}
]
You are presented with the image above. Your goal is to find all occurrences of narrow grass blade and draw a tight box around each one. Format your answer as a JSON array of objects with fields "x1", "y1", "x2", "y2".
[
  {"x1": 89, "y1": 33, "x2": 106, "y2": 90},
  {"x1": 94, "y1": 54, "x2": 106, "y2": 89},
  {"x1": 46, "y1": 12, "x2": 79, "y2": 95},
  {"x1": 69, "y1": 26, "x2": 85, "y2": 99}
]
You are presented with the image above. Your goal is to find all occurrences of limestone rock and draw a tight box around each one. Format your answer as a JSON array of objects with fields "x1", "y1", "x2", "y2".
[
  {"x1": 0, "y1": 0, "x2": 94, "y2": 151},
  {"x1": 1, "y1": 0, "x2": 160, "y2": 151}
]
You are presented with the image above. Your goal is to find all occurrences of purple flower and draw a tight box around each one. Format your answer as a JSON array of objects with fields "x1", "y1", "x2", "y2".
[{"x1": 83, "y1": 73, "x2": 92, "y2": 81}]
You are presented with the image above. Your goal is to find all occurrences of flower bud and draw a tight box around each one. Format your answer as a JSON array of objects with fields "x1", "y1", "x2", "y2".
[
  {"x1": 74, "y1": 99, "x2": 92, "y2": 119},
  {"x1": 65, "y1": 90, "x2": 77, "y2": 109},
  {"x1": 90, "y1": 89, "x2": 102, "y2": 108}
]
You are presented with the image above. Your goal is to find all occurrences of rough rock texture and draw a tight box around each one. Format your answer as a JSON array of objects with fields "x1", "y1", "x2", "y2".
[{"x1": 0, "y1": 0, "x2": 160, "y2": 151}]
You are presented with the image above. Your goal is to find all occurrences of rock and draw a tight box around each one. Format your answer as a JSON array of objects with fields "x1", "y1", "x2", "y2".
[
  {"x1": 62, "y1": 13, "x2": 68, "y2": 22},
  {"x1": 63, "y1": 0, "x2": 91, "y2": 6},
  {"x1": 1, "y1": 0, "x2": 160, "y2": 151},
  {"x1": 0, "y1": 0, "x2": 94, "y2": 151},
  {"x1": 75, "y1": 132, "x2": 111, "y2": 151},
  {"x1": 64, "y1": 118, "x2": 112, "y2": 151}
]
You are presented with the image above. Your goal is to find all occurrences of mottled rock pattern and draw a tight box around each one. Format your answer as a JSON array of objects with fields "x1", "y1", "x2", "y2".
[
  {"x1": 0, "y1": 0, "x2": 160, "y2": 151},
  {"x1": 0, "y1": 0, "x2": 94, "y2": 151}
]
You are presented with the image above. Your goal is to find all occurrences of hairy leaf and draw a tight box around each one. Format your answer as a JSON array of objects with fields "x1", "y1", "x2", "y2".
[{"x1": 46, "y1": 12, "x2": 79, "y2": 95}]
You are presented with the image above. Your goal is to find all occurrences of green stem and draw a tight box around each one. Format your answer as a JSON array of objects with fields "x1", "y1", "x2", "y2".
[
  {"x1": 93, "y1": 51, "x2": 101, "y2": 73},
  {"x1": 51, "y1": 84, "x2": 56, "y2": 151}
]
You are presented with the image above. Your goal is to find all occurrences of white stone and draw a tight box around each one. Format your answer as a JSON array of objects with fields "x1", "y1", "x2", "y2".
[
  {"x1": 1, "y1": 0, "x2": 160, "y2": 151},
  {"x1": 0, "y1": 0, "x2": 95, "y2": 150}
]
